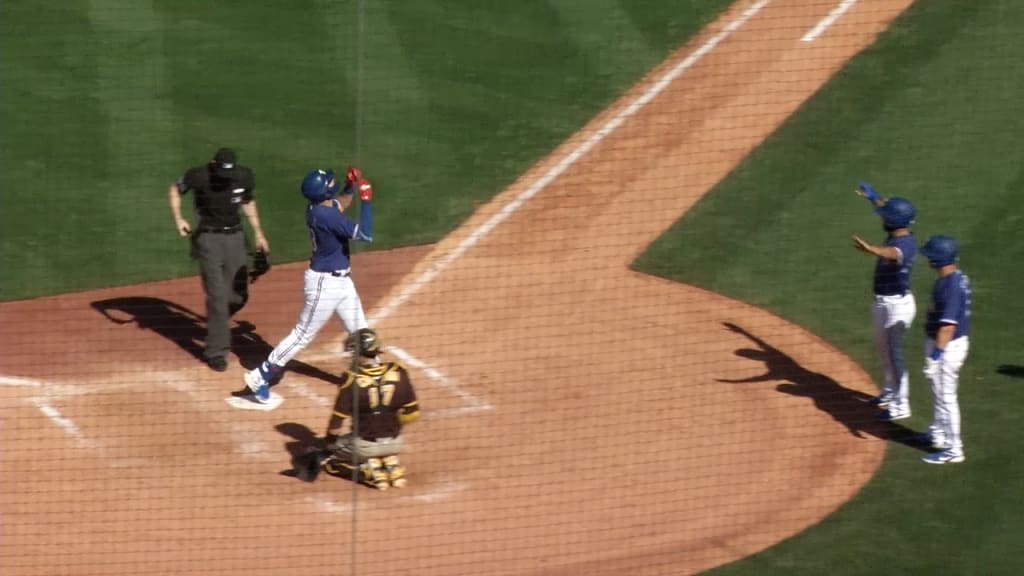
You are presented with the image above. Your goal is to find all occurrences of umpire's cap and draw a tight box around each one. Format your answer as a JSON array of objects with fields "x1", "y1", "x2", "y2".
[{"x1": 213, "y1": 148, "x2": 237, "y2": 169}]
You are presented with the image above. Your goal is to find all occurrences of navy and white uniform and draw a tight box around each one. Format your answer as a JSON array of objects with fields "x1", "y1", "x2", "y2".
[
  {"x1": 260, "y1": 195, "x2": 373, "y2": 372},
  {"x1": 923, "y1": 270, "x2": 971, "y2": 455},
  {"x1": 870, "y1": 233, "x2": 917, "y2": 413}
]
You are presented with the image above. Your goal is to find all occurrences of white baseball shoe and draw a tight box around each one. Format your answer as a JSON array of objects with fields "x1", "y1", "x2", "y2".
[
  {"x1": 922, "y1": 450, "x2": 965, "y2": 464},
  {"x1": 243, "y1": 369, "x2": 270, "y2": 403},
  {"x1": 876, "y1": 405, "x2": 911, "y2": 421},
  {"x1": 913, "y1": 432, "x2": 950, "y2": 451},
  {"x1": 869, "y1": 391, "x2": 894, "y2": 408}
]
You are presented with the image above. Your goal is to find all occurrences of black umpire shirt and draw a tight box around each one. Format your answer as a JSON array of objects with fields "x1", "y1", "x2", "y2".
[{"x1": 176, "y1": 165, "x2": 255, "y2": 229}]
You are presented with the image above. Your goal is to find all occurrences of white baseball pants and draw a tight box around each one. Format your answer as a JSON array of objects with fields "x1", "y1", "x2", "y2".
[
  {"x1": 924, "y1": 336, "x2": 969, "y2": 453},
  {"x1": 871, "y1": 293, "x2": 916, "y2": 408},
  {"x1": 268, "y1": 268, "x2": 368, "y2": 367}
]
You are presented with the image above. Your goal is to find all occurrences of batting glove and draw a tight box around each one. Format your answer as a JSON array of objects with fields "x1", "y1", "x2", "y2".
[{"x1": 357, "y1": 178, "x2": 373, "y2": 202}]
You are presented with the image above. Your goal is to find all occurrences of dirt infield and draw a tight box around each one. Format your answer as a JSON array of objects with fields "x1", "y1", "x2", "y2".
[{"x1": 0, "y1": 1, "x2": 913, "y2": 574}]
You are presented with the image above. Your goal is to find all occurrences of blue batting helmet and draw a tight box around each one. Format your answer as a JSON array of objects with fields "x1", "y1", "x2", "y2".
[
  {"x1": 301, "y1": 169, "x2": 340, "y2": 203},
  {"x1": 920, "y1": 235, "x2": 958, "y2": 267},
  {"x1": 875, "y1": 197, "x2": 916, "y2": 228}
]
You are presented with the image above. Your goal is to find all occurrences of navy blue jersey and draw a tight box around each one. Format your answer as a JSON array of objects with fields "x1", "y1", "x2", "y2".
[
  {"x1": 306, "y1": 201, "x2": 372, "y2": 272},
  {"x1": 873, "y1": 234, "x2": 916, "y2": 296},
  {"x1": 925, "y1": 270, "x2": 971, "y2": 339}
]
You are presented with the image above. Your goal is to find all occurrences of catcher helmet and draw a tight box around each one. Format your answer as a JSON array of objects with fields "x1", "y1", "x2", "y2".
[
  {"x1": 875, "y1": 197, "x2": 916, "y2": 229},
  {"x1": 301, "y1": 169, "x2": 340, "y2": 203},
  {"x1": 345, "y1": 328, "x2": 382, "y2": 358},
  {"x1": 920, "y1": 235, "x2": 958, "y2": 267}
]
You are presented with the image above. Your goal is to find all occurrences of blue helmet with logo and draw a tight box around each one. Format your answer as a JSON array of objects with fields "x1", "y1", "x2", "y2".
[
  {"x1": 875, "y1": 197, "x2": 916, "y2": 229},
  {"x1": 920, "y1": 235, "x2": 958, "y2": 267},
  {"x1": 301, "y1": 169, "x2": 340, "y2": 203}
]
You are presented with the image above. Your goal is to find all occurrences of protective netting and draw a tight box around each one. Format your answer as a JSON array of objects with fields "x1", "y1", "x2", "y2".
[{"x1": 3, "y1": 1, "x2": 1023, "y2": 575}]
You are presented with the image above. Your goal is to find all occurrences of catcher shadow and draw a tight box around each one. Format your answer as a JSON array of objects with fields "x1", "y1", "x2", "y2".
[
  {"x1": 718, "y1": 322, "x2": 927, "y2": 451},
  {"x1": 89, "y1": 296, "x2": 342, "y2": 387},
  {"x1": 274, "y1": 422, "x2": 375, "y2": 488},
  {"x1": 275, "y1": 422, "x2": 322, "y2": 480}
]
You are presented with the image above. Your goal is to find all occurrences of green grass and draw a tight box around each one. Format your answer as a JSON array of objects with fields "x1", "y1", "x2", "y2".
[
  {"x1": 0, "y1": 0, "x2": 731, "y2": 300},
  {"x1": 633, "y1": 1, "x2": 1024, "y2": 574}
]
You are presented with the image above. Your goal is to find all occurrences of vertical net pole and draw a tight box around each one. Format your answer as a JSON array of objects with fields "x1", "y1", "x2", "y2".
[{"x1": 350, "y1": 1, "x2": 368, "y2": 573}]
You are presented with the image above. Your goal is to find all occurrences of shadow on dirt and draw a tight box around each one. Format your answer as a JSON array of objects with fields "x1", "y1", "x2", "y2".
[
  {"x1": 90, "y1": 296, "x2": 342, "y2": 386},
  {"x1": 718, "y1": 321, "x2": 929, "y2": 451}
]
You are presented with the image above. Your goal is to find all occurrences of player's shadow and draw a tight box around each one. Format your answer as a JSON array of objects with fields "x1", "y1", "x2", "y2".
[
  {"x1": 89, "y1": 296, "x2": 342, "y2": 386},
  {"x1": 275, "y1": 422, "x2": 323, "y2": 479},
  {"x1": 996, "y1": 364, "x2": 1024, "y2": 379},
  {"x1": 718, "y1": 322, "x2": 926, "y2": 450}
]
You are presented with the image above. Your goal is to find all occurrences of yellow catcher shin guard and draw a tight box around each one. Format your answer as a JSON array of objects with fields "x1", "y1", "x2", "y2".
[
  {"x1": 382, "y1": 455, "x2": 407, "y2": 488},
  {"x1": 362, "y1": 458, "x2": 390, "y2": 490}
]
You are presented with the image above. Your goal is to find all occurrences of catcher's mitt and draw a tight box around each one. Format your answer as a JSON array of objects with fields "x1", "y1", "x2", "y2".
[
  {"x1": 249, "y1": 250, "x2": 271, "y2": 283},
  {"x1": 292, "y1": 448, "x2": 327, "y2": 482}
]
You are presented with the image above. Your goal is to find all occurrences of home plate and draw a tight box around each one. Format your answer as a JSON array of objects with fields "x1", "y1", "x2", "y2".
[{"x1": 224, "y1": 392, "x2": 284, "y2": 411}]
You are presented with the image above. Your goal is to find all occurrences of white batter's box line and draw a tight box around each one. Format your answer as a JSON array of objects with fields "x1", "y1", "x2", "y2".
[
  {"x1": 28, "y1": 396, "x2": 97, "y2": 448},
  {"x1": 0, "y1": 374, "x2": 80, "y2": 397},
  {"x1": 303, "y1": 480, "x2": 467, "y2": 514},
  {"x1": 1, "y1": 372, "x2": 196, "y2": 399},
  {"x1": 385, "y1": 345, "x2": 492, "y2": 415},
  {"x1": 287, "y1": 346, "x2": 492, "y2": 417}
]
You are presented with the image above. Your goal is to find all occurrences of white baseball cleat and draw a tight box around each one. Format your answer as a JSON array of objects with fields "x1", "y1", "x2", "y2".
[
  {"x1": 876, "y1": 405, "x2": 911, "y2": 421},
  {"x1": 244, "y1": 369, "x2": 270, "y2": 403},
  {"x1": 922, "y1": 450, "x2": 965, "y2": 464},
  {"x1": 869, "y1": 392, "x2": 894, "y2": 408}
]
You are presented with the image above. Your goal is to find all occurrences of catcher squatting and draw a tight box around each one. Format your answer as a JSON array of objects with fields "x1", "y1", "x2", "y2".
[{"x1": 292, "y1": 328, "x2": 421, "y2": 490}]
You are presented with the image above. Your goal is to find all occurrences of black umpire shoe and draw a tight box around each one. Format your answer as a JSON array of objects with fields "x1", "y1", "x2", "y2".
[{"x1": 207, "y1": 356, "x2": 228, "y2": 372}]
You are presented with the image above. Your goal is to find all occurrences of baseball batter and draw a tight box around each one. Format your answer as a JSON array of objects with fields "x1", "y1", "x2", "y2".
[
  {"x1": 851, "y1": 183, "x2": 917, "y2": 421},
  {"x1": 242, "y1": 166, "x2": 374, "y2": 404},
  {"x1": 919, "y1": 235, "x2": 970, "y2": 464}
]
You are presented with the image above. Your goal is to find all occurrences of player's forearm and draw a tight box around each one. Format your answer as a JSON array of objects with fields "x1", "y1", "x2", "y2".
[
  {"x1": 168, "y1": 184, "x2": 184, "y2": 220},
  {"x1": 934, "y1": 324, "x2": 956, "y2": 350},
  {"x1": 324, "y1": 412, "x2": 346, "y2": 443},
  {"x1": 858, "y1": 240, "x2": 900, "y2": 260},
  {"x1": 357, "y1": 201, "x2": 373, "y2": 242},
  {"x1": 242, "y1": 202, "x2": 267, "y2": 238},
  {"x1": 871, "y1": 245, "x2": 901, "y2": 260}
]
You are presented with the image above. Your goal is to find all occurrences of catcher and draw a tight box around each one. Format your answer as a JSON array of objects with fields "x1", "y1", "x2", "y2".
[{"x1": 293, "y1": 328, "x2": 420, "y2": 490}]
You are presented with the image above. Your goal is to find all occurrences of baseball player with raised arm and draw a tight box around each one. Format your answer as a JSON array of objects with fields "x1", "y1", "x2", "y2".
[
  {"x1": 241, "y1": 166, "x2": 374, "y2": 405},
  {"x1": 851, "y1": 182, "x2": 917, "y2": 421},
  {"x1": 919, "y1": 235, "x2": 971, "y2": 464}
]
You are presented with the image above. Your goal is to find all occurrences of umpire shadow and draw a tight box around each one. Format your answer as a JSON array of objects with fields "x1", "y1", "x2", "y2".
[
  {"x1": 90, "y1": 296, "x2": 342, "y2": 387},
  {"x1": 718, "y1": 322, "x2": 925, "y2": 450}
]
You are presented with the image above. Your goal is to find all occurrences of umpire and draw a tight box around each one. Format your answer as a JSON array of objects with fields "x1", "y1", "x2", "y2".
[{"x1": 167, "y1": 148, "x2": 270, "y2": 372}]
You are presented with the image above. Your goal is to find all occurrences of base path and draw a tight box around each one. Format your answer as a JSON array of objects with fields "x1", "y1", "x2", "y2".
[{"x1": 0, "y1": 1, "x2": 913, "y2": 575}]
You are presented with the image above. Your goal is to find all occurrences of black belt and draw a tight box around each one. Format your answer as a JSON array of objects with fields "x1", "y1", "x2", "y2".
[
  {"x1": 330, "y1": 270, "x2": 350, "y2": 277},
  {"x1": 198, "y1": 225, "x2": 242, "y2": 234}
]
